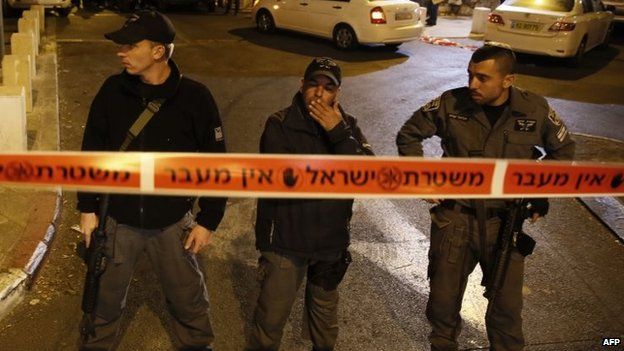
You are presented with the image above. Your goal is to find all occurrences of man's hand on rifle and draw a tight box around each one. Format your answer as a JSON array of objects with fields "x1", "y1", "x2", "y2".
[
  {"x1": 184, "y1": 224, "x2": 213, "y2": 254},
  {"x1": 80, "y1": 213, "x2": 99, "y2": 248}
]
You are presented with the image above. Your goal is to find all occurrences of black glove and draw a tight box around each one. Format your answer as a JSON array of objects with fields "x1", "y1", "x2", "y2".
[{"x1": 526, "y1": 198, "x2": 549, "y2": 218}]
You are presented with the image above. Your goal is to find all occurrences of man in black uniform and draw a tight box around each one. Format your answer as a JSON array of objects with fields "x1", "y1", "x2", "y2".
[
  {"x1": 246, "y1": 57, "x2": 373, "y2": 351},
  {"x1": 397, "y1": 44, "x2": 575, "y2": 350},
  {"x1": 77, "y1": 10, "x2": 226, "y2": 351}
]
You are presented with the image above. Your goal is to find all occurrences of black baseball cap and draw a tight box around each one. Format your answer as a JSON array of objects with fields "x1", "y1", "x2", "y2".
[
  {"x1": 105, "y1": 10, "x2": 175, "y2": 45},
  {"x1": 304, "y1": 57, "x2": 342, "y2": 86}
]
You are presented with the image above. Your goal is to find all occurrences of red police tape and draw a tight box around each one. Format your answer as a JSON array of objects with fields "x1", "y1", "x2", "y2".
[{"x1": 0, "y1": 152, "x2": 622, "y2": 198}]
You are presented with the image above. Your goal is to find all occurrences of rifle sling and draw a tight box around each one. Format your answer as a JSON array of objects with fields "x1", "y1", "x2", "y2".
[{"x1": 119, "y1": 98, "x2": 165, "y2": 152}]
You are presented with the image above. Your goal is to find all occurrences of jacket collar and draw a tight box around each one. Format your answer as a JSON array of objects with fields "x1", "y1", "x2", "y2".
[
  {"x1": 282, "y1": 92, "x2": 321, "y2": 134},
  {"x1": 120, "y1": 59, "x2": 182, "y2": 100},
  {"x1": 453, "y1": 86, "x2": 531, "y2": 128}
]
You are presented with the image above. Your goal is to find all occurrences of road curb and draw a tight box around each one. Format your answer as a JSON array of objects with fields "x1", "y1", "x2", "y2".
[
  {"x1": 24, "y1": 189, "x2": 63, "y2": 277},
  {"x1": 572, "y1": 132, "x2": 624, "y2": 243},
  {"x1": 0, "y1": 189, "x2": 62, "y2": 321}
]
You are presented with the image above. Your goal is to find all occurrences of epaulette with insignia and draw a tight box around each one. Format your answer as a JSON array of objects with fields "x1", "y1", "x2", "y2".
[{"x1": 422, "y1": 96, "x2": 442, "y2": 112}]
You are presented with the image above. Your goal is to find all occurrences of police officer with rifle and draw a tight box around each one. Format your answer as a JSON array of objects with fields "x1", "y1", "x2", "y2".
[
  {"x1": 397, "y1": 44, "x2": 575, "y2": 350},
  {"x1": 77, "y1": 11, "x2": 226, "y2": 351}
]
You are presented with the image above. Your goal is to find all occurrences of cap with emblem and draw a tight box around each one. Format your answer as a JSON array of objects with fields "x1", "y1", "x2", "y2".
[
  {"x1": 303, "y1": 57, "x2": 342, "y2": 86},
  {"x1": 105, "y1": 10, "x2": 175, "y2": 45}
]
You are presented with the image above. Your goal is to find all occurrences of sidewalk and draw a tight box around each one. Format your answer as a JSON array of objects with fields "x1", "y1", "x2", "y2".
[{"x1": 0, "y1": 18, "x2": 62, "y2": 320}]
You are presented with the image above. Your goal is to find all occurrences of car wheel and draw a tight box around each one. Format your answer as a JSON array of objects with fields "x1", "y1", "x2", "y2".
[
  {"x1": 598, "y1": 24, "x2": 613, "y2": 50},
  {"x1": 57, "y1": 7, "x2": 72, "y2": 17},
  {"x1": 568, "y1": 37, "x2": 586, "y2": 67},
  {"x1": 385, "y1": 43, "x2": 402, "y2": 50},
  {"x1": 256, "y1": 10, "x2": 275, "y2": 33},
  {"x1": 333, "y1": 25, "x2": 358, "y2": 50}
]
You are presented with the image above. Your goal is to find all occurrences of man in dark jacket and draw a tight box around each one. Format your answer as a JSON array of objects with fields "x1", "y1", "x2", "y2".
[
  {"x1": 246, "y1": 57, "x2": 373, "y2": 351},
  {"x1": 77, "y1": 10, "x2": 226, "y2": 351}
]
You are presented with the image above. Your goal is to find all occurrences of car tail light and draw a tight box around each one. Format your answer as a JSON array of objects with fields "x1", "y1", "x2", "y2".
[
  {"x1": 371, "y1": 7, "x2": 386, "y2": 24},
  {"x1": 488, "y1": 14, "x2": 505, "y2": 25},
  {"x1": 549, "y1": 21, "x2": 576, "y2": 31}
]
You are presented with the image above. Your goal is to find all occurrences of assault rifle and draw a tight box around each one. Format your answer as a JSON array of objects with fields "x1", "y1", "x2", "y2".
[
  {"x1": 484, "y1": 199, "x2": 535, "y2": 314},
  {"x1": 80, "y1": 194, "x2": 110, "y2": 340}
]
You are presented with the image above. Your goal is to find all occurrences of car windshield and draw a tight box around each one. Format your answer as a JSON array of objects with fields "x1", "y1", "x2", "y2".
[{"x1": 505, "y1": 0, "x2": 575, "y2": 12}]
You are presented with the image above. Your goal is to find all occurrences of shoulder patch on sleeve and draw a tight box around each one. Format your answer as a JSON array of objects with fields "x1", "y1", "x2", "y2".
[
  {"x1": 422, "y1": 96, "x2": 442, "y2": 112},
  {"x1": 547, "y1": 107, "x2": 569, "y2": 142},
  {"x1": 556, "y1": 124, "x2": 568, "y2": 142},
  {"x1": 547, "y1": 107, "x2": 562, "y2": 126},
  {"x1": 214, "y1": 126, "x2": 224, "y2": 142}
]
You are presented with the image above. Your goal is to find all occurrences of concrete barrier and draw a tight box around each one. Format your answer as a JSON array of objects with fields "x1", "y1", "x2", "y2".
[
  {"x1": 30, "y1": 5, "x2": 45, "y2": 34},
  {"x1": 2, "y1": 55, "x2": 33, "y2": 113},
  {"x1": 18, "y1": 17, "x2": 39, "y2": 56},
  {"x1": 22, "y1": 11, "x2": 40, "y2": 40},
  {"x1": 471, "y1": 7, "x2": 491, "y2": 35},
  {"x1": 10, "y1": 33, "x2": 36, "y2": 77},
  {"x1": 0, "y1": 86, "x2": 27, "y2": 151}
]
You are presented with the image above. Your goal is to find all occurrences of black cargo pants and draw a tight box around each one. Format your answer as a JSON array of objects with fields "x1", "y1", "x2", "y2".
[
  {"x1": 80, "y1": 212, "x2": 214, "y2": 350},
  {"x1": 426, "y1": 205, "x2": 525, "y2": 351}
]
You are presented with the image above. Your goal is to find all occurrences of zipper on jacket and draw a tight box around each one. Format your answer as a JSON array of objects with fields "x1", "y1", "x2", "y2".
[{"x1": 502, "y1": 130, "x2": 509, "y2": 158}]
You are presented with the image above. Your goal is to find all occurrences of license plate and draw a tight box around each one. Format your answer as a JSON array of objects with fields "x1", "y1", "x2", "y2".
[
  {"x1": 395, "y1": 12, "x2": 413, "y2": 21},
  {"x1": 511, "y1": 21, "x2": 540, "y2": 31}
]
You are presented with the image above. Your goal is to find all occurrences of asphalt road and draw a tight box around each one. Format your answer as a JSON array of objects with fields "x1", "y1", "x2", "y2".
[{"x1": 0, "y1": 9, "x2": 623, "y2": 351}]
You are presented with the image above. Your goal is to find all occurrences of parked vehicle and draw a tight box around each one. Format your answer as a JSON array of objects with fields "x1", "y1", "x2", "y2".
[
  {"x1": 4, "y1": 0, "x2": 73, "y2": 17},
  {"x1": 251, "y1": 0, "x2": 425, "y2": 50},
  {"x1": 484, "y1": 0, "x2": 614, "y2": 65},
  {"x1": 112, "y1": 0, "x2": 204, "y2": 12}
]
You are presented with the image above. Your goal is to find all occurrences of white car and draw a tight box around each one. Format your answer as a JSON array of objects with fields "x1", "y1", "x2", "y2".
[
  {"x1": 251, "y1": 0, "x2": 425, "y2": 50},
  {"x1": 484, "y1": 0, "x2": 614, "y2": 65}
]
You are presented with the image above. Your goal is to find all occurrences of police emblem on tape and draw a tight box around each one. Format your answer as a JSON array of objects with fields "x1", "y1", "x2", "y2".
[
  {"x1": 214, "y1": 126, "x2": 224, "y2": 142},
  {"x1": 422, "y1": 96, "x2": 441, "y2": 112},
  {"x1": 514, "y1": 119, "x2": 537, "y2": 132}
]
